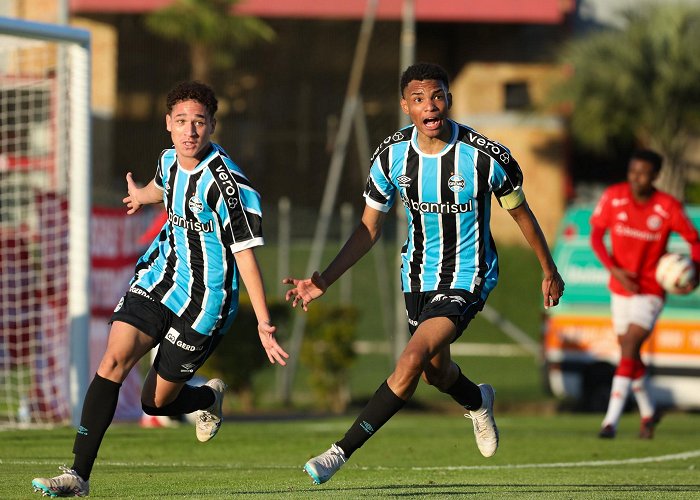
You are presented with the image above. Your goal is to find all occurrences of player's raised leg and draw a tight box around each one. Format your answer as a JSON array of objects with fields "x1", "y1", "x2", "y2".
[
  {"x1": 195, "y1": 378, "x2": 227, "y2": 442},
  {"x1": 465, "y1": 383, "x2": 499, "y2": 457}
]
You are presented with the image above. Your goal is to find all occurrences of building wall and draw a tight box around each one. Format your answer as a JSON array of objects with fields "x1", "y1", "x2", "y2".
[
  {"x1": 11, "y1": 0, "x2": 58, "y2": 22},
  {"x1": 451, "y1": 62, "x2": 567, "y2": 244}
]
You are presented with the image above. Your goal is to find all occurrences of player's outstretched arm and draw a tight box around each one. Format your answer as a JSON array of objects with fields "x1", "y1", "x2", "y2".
[
  {"x1": 235, "y1": 248, "x2": 289, "y2": 365},
  {"x1": 507, "y1": 201, "x2": 565, "y2": 309},
  {"x1": 283, "y1": 206, "x2": 387, "y2": 311},
  {"x1": 122, "y1": 172, "x2": 163, "y2": 215}
]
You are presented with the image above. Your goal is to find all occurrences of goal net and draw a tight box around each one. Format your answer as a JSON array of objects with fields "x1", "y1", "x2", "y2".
[{"x1": 0, "y1": 18, "x2": 91, "y2": 428}]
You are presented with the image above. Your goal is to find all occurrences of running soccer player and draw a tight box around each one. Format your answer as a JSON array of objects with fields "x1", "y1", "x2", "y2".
[
  {"x1": 32, "y1": 81, "x2": 289, "y2": 497},
  {"x1": 590, "y1": 149, "x2": 700, "y2": 439},
  {"x1": 284, "y1": 62, "x2": 565, "y2": 485}
]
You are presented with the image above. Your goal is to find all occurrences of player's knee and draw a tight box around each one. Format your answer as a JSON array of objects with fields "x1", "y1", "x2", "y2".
[
  {"x1": 619, "y1": 335, "x2": 643, "y2": 355},
  {"x1": 392, "y1": 368, "x2": 419, "y2": 389},
  {"x1": 397, "y1": 349, "x2": 426, "y2": 376},
  {"x1": 97, "y1": 355, "x2": 131, "y2": 382}
]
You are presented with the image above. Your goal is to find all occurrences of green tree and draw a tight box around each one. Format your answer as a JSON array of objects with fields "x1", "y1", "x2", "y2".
[
  {"x1": 145, "y1": 0, "x2": 275, "y2": 83},
  {"x1": 550, "y1": 3, "x2": 700, "y2": 199}
]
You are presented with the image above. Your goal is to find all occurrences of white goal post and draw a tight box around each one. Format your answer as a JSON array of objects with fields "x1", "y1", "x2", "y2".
[{"x1": 0, "y1": 16, "x2": 91, "y2": 428}]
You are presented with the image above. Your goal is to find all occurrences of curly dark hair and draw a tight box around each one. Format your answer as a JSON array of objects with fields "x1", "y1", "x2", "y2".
[
  {"x1": 400, "y1": 62, "x2": 450, "y2": 96},
  {"x1": 631, "y1": 149, "x2": 663, "y2": 173},
  {"x1": 166, "y1": 81, "x2": 218, "y2": 118}
]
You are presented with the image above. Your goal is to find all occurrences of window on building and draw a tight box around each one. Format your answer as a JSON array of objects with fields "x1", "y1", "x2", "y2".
[{"x1": 504, "y1": 82, "x2": 531, "y2": 111}]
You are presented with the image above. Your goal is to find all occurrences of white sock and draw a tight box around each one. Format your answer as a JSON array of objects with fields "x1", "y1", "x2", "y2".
[
  {"x1": 631, "y1": 377, "x2": 655, "y2": 419},
  {"x1": 602, "y1": 375, "x2": 632, "y2": 428}
]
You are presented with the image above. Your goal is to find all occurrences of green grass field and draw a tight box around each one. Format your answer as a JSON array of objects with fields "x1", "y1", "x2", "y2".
[
  {"x1": 2, "y1": 411, "x2": 699, "y2": 499},
  {"x1": 7, "y1": 243, "x2": 694, "y2": 498}
]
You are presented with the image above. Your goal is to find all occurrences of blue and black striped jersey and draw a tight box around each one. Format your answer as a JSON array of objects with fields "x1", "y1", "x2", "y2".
[
  {"x1": 364, "y1": 120, "x2": 524, "y2": 300},
  {"x1": 131, "y1": 143, "x2": 264, "y2": 335}
]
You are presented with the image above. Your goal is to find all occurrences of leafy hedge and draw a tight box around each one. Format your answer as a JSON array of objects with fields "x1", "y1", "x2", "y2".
[{"x1": 300, "y1": 303, "x2": 358, "y2": 413}]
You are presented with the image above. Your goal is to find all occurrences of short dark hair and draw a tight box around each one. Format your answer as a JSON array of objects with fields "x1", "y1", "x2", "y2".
[
  {"x1": 400, "y1": 62, "x2": 450, "y2": 96},
  {"x1": 166, "y1": 81, "x2": 218, "y2": 118},
  {"x1": 631, "y1": 149, "x2": 663, "y2": 173}
]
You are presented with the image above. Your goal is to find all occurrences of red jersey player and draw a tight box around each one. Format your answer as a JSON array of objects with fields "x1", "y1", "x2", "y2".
[{"x1": 590, "y1": 149, "x2": 700, "y2": 439}]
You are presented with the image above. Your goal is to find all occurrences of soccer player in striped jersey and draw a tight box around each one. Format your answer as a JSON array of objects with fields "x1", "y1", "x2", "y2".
[
  {"x1": 32, "y1": 81, "x2": 288, "y2": 497},
  {"x1": 284, "y1": 62, "x2": 564, "y2": 485},
  {"x1": 591, "y1": 149, "x2": 700, "y2": 439}
]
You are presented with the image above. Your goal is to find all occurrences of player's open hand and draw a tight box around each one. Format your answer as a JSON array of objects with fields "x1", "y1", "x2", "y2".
[
  {"x1": 123, "y1": 172, "x2": 143, "y2": 215},
  {"x1": 282, "y1": 271, "x2": 327, "y2": 311},
  {"x1": 257, "y1": 321, "x2": 289, "y2": 365},
  {"x1": 676, "y1": 261, "x2": 700, "y2": 295},
  {"x1": 542, "y1": 269, "x2": 565, "y2": 309}
]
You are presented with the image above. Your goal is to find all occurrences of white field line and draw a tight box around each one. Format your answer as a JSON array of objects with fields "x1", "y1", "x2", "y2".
[
  {"x1": 353, "y1": 340, "x2": 530, "y2": 357},
  {"x1": 4, "y1": 449, "x2": 699, "y2": 470},
  {"x1": 409, "y1": 449, "x2": 700, "y2": 471}
]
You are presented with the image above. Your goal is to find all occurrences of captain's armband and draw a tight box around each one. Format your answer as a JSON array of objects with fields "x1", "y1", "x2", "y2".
[{"x1": 498, "y1": 186, "x2": 525, "y2": 210}]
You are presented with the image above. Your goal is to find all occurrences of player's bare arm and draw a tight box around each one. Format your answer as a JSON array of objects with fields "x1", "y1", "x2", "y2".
[
  {"x1": 123, "y1": 172, "x2": 163, "y2": 215},
  {"x1": 507, "y1": 201, "x2": 565, "y2": 309},
  {"x1": 234, "y1": 248, "x2": 289, "y2": 365},
  {"x1": 284, "y1": 206, "x2": 386, "y2": 311}
]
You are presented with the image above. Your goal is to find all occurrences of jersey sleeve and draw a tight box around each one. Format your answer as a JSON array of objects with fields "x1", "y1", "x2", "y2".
[
  {"x1": 208, "y1": 159, "x2": 264, "y2": 254},
  {"x1": 153, "y1": 149, "x2": 169, "y2": 190},
  {"x1": 363, "y1": 152, "x2": 396, "y2": 213},
  {"x1": 590, "y1": 224, "x2": 615, "y2": 270},
  {"x1": 491, "y1": 156, "x2": 525, "y2": 209},
  {"x1": 590, "y1": 188, "x2": 612, "y2": 229}
]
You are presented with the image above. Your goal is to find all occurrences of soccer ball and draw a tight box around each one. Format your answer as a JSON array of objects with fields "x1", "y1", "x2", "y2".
[{"x1": 655, "y1": 253, "x2": 697, "y2": 294}]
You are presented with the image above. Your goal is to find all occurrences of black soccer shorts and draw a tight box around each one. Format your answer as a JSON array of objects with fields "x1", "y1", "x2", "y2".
[
  {"x1": 404, "y1": 288, "x2": 484, "y2": 341},
  {"x1": 110, "y1": 289, "x2": 223, "y2": 383}
]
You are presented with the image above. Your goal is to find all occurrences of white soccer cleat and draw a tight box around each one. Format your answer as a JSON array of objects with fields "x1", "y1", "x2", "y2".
[
  {"x1": 31, "y1": 466, "x2": 89, "y2": 497},
  {"x1": 195, "y1": 378, "x2": 227, "y2": 442},
  {"x1": 304, "y1": 444, "x2": 347, "y2": 485},
  {"x1": 465, "y1": 383, "x2": 499, "y2": 458}
]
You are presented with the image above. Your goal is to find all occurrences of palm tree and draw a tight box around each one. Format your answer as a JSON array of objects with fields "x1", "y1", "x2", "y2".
[
  {"x1": 550, "y1": 4, "x2": 700, "y2": 199},
  {"x1": 145, "y1": 0, "x2": 275, "y2": 83}
]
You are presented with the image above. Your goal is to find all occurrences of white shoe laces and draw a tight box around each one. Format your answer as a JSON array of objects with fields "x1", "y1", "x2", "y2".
[
  {"x1": 465, "y1": 409, "x2": 489, "y2": 435},
  {"x1": 57, "y1": 465, "x2": 75, "y2": 476}
]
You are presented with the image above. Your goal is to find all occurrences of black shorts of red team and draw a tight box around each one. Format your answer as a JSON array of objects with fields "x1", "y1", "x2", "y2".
[
  {"x1": 404, "y1": 288, "x2": 485, "y2": 340},
  {"x1": 110, "y1": 289, "x2": 223, "y2": 383}
]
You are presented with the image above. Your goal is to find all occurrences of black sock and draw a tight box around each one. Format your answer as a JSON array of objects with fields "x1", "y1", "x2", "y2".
[
  {"x1": 71, "y1": 374, "x2": 121, "y2": 481},
  {"x1": 336, "y1": 381, "x2": 406, "y2": 459},
  {"x1": 142, "y1": 384, "x2": 215, "y2": 416},
  {"x1": 444, "y1": 367, "x2": 482, "y2": 410}
]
